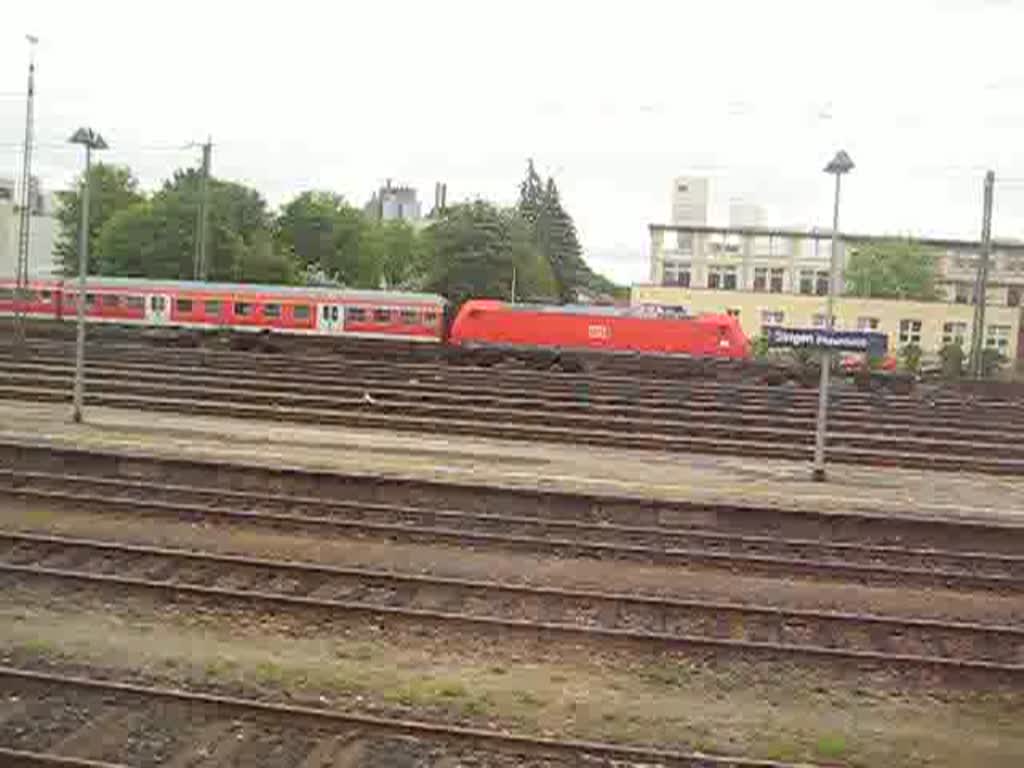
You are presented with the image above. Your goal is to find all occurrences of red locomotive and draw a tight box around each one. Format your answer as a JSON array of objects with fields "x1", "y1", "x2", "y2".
[
  {"x1": 449, "y1": 299, "x2": 751, "y2": 359},
  {"x1": 0, "y1": 278, "x2": 751, "y2": 361}
]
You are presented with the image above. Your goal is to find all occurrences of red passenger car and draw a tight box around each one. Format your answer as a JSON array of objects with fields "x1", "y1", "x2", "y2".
[
  {"x1": 0, "y1": 278, "x2": 448, "y2": 343},
  {"x1": 448, "y1": 300, "x2": 751, "y2": 359}
]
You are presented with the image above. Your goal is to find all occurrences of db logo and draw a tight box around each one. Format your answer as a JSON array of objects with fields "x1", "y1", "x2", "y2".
[{"x1": 588, "y1": 325, "x2": 610, "y2": 340}]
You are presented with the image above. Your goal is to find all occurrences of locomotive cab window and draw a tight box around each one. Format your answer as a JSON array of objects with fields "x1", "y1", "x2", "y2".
[
  {"x1": 175, "y1": 298, "x2": 193, "y2": 313},
  {"x1": 373, "y1": 308, "x2": 391, "y2": 323},
  {"x1": 293, "y1": 305, "x2": 310, "y2": 320},
  {"x1": 264, "y1": 303, "x2": 281, "y2": 319},
  {"x1": 235, "y1": 302, "x2": 252, "y2": 317}
]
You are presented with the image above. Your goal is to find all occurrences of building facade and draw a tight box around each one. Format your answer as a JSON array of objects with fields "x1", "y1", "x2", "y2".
[
  {"x1": 364, "y1": 180, "x2": 422, "y2": 223},
  {"x1": 650, "y1": 222, "x2": 839, "y2": 297},
  {"x1": 0, "y1": 176, "x2": 61, "y2": 279},
  {"x1": 632, "y1": 284, "x2": 1022, "y2": 364},
  {"x1": 670, "y1": 176, "x2": 708, "y2": 226}
]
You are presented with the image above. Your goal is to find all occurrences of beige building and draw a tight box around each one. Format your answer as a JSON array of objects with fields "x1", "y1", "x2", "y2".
[
  {"x1": 650, "y1": 221, "x2": 1024, "y2": 308},
  {"x1": 632, "y1": 284, "x2": 1022, "y2": 363}
]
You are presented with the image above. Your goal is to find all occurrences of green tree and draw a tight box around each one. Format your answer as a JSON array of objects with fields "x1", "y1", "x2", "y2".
[
  {"x1": 360, "y1": 219, "x2": 425, "y2": 289},
  {"x1": 275, "y1": 191, "x2": 367, "y2": 284},
  {"x1": 97, "y1": 169, "x2": 286, "y2": 283},
  {"x1": 844, "y1": 240, "x2": 939, "y2": 300},
  {"x1": 422, "y1": 201, "x2": 556, "y2": 306},
  {"x1": 55, "y1": 163, "x2": 144, "y2": 276},
  {"x1": 516, "y1": 162, "x2": 620, "y2": 303}
]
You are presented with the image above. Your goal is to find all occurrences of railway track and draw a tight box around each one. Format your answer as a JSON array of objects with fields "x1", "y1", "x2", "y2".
[
  {"x1": 4, "y1": 340, "x2": 1022, "y2": 421},
  {"x1": 2, "y1": 531, "x2": 1022, "y2": 673},
  {"x1": 5, "y1": 354, "x2": 1024, "y2": 437},
  {"x1": 0, "y1": 354, "x2": 1022, "y2": 473},
  {"x1": 0, "y1": 665, "x2": 817, "y2": 767},
  {"x1": 2, "y1": 468, "x2": 1022, "y2": 593}
]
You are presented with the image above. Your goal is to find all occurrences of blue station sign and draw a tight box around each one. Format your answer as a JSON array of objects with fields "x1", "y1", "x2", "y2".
[{"x1": 764, "y1": 326, "x2": 888, "y2": 356}]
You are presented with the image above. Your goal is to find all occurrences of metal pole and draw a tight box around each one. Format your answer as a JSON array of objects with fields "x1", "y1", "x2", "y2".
[
  {"x1": 72, "y1": 144, "x2": 91, "y2": 423},
  {"x1": 812, "y1": 172, "x2": 842, "y2": 482},
  {"x1": 969, "y1": 170, "x2": 995, "y2": 378},
  {"x1": 14, "y1": 36, "x2": 38, "y2": 352},
  {"x1": 193, "y1": 139, "x2": 212, "y2": 280}
]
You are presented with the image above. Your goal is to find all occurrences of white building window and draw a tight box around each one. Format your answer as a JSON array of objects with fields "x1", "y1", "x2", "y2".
[
  {"x1": 942, "y1": 321, "x2": 967, "y2": 347},
  {"x1": 815, "y1": 271, "x2": 830, "y2": 296},
  {"x1": 675, "y1": 232, "x2": 694, "y2": 254},
  {"x1": 708, "y1": 266, "x2": 737, "y2": 290},
  {"x1": 899, "y1": 319, "x2": 922, "y2": 345},
  {"x1": 761, "y1": 309, "x2": 785, "y2": 326},
  {"x1": 753, "y1": 267, "x2": 768, "y2": 292},
  {"x1": 857, "y1": 316, "x2": 880, "y2": 331},
  {"x1": 954, "y1": 282, "x2": 972, "y2": 304},
  {"x1": 799, "y1": 269, "x2": 815, "y2": 295},
  {"x1": 986, "y1": 324, "x2": 1010, "y2": 352},
  {"x1": 812, "y1": 314, "x2": 837, "y2": 329},
  {"x1": 770, "y1": 268, "x2": 785, "y2": 293},
  {"x1": 772, "y1": 237, "x2": 792, "y2": 258},
  {"x1": 663, "y1": 261, "x2": 691, "y2": 287},
  {"x1": 726, "y1": 308, "x2": 741, "y2": 318}
]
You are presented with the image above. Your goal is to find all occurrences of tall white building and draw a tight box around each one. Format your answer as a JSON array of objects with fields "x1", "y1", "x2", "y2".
[{"x1": 670, "y1": 177, "x2": 708, "y2": 226}]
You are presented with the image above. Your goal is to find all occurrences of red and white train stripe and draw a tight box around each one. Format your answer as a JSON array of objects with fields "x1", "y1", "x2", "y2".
[{"x1": 0, "y1": 278, "x2": 448, "y2": 342}]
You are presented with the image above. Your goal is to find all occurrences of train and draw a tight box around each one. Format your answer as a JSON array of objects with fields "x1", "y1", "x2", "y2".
[{"x1": 0, "y1": 277, "x2": 751, "y2": 362}]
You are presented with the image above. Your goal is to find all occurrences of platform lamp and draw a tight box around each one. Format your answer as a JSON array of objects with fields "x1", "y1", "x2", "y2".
[
  {"x1": 69, "y1": 127, "x2": 108, "y2": 424},
  {"x1": 812, "y1": 149, "x2": 854, "y2": 482}
]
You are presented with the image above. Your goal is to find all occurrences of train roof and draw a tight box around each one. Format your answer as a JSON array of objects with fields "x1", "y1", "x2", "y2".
[
  {"x1": 17, "y1": 277, "x2": 447, "y2": 305},
  {"x1": 463, "y1": 299, "x2": 728, "y2": 320}
]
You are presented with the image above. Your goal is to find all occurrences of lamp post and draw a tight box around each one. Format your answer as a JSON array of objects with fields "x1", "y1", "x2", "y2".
[
  {"x1": 812, "y1": 149, "x2": 854, "y2": 482},
  {"x1": 68, "y1": 127, "x2": 108, "y2": 423}
]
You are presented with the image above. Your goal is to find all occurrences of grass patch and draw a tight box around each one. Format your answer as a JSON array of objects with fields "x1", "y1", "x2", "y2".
[{"x1": 815, "y1": 733, "x2": 847, "y2": 759}]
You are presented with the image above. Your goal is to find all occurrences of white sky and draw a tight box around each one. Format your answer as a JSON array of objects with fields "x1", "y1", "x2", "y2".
[{"x1": 2, "y1": 0, "x2": 1024, "y2": 283}]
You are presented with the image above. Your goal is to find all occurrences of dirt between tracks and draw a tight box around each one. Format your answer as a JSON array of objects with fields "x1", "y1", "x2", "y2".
[
  {"x1": 3, "y1": 503, "x2": 1022, "y2": 626},
  {"x1": 0, "y1": 583, "x2": 1021, "y2": 768}
]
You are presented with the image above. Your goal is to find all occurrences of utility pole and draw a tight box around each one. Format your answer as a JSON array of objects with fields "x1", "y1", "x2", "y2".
[
  {"x1": 68, "y1": 127, "x2": 108, "y2": 424},
  {"x1": 969, "y1": 170, "x2": 995, "y2": 378},
  {"x1": 193, "y1": 138, "x2": 212, "y2": 280},
  {"x1": 812, "y1": 150, "x2": 854, "y2": 483},
  {"x1": 14, "y1": 35, "x2": 39, "y2": 352}
]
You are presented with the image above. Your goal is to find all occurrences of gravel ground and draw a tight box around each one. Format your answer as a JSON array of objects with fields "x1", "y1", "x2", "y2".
[
  {"x1": 0, "y1": 582, "x2": 1021, "y2": 767},
  {"x1": 2, "y1": 399, "x2": 1023, "y2": 522},
  {"x1": 4, "y1": 502, "x2": 1021, "y2": 627}
]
